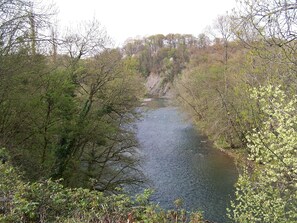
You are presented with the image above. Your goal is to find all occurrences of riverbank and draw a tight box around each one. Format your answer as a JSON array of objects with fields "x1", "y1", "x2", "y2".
[{"x1": 142, "y1": 96, "x2": 243, "y2": 160}]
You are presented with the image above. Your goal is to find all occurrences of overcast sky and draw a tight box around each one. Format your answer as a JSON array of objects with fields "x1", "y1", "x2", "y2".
[{"x1": 53, "y1": 0, "x2": 236, "y2": 46}]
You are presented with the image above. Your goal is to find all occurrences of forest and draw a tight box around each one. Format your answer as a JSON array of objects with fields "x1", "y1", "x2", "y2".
[{"x1": 0, "y1": 0, "x2": 296, "y2": 222}]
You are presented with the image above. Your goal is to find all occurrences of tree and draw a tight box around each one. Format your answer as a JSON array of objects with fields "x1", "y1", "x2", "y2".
[
  {"x1": 0, "y1": 2, "x2": 145, "y2": 192},
  {"x1": 232, "y1": 0, "x2": 297, "y2": 88},
  {"x1": 175, "y1": 40, "x2": 251, "y2": 150},
  {"x1": 62, "y1": 19, "x2": 110, "y2": 62},
  {"x1": 0, "y1": 0, "x2": 31, "y2": 55},
  {"x1": 0, "y1": 0, "x2": 55, "y2": 56},
  {"x1": 228, "y1": 85, "x2": 297, "y2": 222},
  {"x1": 197, "y1": 33, "x2": 210, "y2": 49},
  {"x1": 51, "y1": 48, "x2": 145, "y2": 190},
  {"x1": 213, "y1": 14, "x2": 233, "y2": 67}
]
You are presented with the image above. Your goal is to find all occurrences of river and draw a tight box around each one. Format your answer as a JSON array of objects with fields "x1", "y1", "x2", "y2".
[{"x1": 134, "y1": 98, "x2": 238, "y2": 223}]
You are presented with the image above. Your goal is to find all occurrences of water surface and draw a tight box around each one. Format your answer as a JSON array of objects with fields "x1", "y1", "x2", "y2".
[{"x1": 135, "y1": 98, "x2": 237, "y2": 222}]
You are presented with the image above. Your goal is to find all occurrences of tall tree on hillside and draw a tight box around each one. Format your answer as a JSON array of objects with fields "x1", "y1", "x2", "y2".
[{"x1": 212, "y1": 14, "x2": 239, "y2": 147}]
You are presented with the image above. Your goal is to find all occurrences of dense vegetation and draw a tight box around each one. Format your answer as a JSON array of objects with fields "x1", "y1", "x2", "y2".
[
  {"x1": 0, "y1": 158, "x2": 206, "y2": 222},
  {"x1": 122, "y1": 34, "x2": 200, "y2": 95},
  {"x1": 0, "y1": 0, "x2": 145, "y2": 192},
  {"x1": 121, "y1": 0, "x2": 297, "y2": 222},
  {"x1": 1, "y1": 0, "x2": 296, "y2": 222},
  {"x1": 174, "y1": 0, "x2": 297, "y2": 222}
]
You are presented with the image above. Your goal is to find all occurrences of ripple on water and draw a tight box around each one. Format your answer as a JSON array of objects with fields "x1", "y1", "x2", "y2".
[{"x1": 133, "y1": 99, "x2": 238, "y2": 223}]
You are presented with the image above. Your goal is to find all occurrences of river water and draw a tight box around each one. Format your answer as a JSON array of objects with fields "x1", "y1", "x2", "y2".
[{"x1": 134, "y1": 98, "x2": 238, "y2": 223}]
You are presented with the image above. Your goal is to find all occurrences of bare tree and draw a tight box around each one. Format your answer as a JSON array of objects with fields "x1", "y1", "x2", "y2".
[
  {"x1": 0, "y1": 0, "x2": 55, "y2": 56},
  {"x1": 213, "y1": 14, "x2": 233, "y2": 67},
  {"x1": 62, "y1": 19, "x2": 112, "y2": 62},
  {"x1": 233, "y1": 0, "x2": 297, "y2": 61}
]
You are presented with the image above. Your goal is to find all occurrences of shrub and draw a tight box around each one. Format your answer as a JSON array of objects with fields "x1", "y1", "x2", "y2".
[{"x1": 0, "y1": 156, "x2": 206, "y2": 222}]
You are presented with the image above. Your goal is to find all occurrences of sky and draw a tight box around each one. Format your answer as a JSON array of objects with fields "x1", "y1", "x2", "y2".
[{"x1": 53, "y1": 0, "x2": 237, "y2": 46}]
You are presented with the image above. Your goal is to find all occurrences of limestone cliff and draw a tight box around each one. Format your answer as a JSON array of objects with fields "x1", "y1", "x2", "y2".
[{"x1": 145, "y1": 73, "x2": 173, "y2": 97}]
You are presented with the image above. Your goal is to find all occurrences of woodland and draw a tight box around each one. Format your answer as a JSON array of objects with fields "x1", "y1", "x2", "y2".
[{"x1": 0, "y1": 0, "x2": 296, "y2": 222}]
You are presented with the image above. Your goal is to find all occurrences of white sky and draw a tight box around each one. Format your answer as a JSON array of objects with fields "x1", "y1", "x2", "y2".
[{"x1": 53, "y1": 0, "x2": 237, "y2": 46}]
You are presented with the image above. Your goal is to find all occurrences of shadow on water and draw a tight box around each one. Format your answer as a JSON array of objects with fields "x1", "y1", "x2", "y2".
[{"x1": 132, "y1": 98, "x2": 238, "y2": 223}]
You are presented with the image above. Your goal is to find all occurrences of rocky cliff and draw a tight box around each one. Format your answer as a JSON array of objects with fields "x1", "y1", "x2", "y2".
[{"x1": 145, "y1": 73, "x2": 174, "y2": 97}]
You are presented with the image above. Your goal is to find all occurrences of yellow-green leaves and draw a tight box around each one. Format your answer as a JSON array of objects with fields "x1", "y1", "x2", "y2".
[{"x1": 229, "y1": 85, "x2": 297, "y2": 222}]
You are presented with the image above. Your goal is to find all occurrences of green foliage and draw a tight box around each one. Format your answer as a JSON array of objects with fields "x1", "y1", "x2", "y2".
[
  {"x1": 228, "y1": 85, "x2": 297, "y2": 222},
  {"x1": 176, "y1": 41, "x2": 251, "y2": 149},
  {"x1": 0, "y1": 1, "x2": 145, "y2": 191},
  {"x1": 0, "y1": 160, "x2": 205, "y2": 223},
  {"x1": 123, "y1": 34, "x2": 194, "y2": 80}
]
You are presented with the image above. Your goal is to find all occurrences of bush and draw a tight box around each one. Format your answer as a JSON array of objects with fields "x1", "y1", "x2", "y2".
[
  {"x1": 0, "y1": 157, "x2": 206, "y2": 223},
  {"x1": 228, "y1": 85, "x2": 297, "y2": 222}
]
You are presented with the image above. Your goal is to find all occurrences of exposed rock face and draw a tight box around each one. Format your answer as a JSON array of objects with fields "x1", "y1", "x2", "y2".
[{"x1": 145, "y1": 73, "x2": 173, "y2": 97}]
